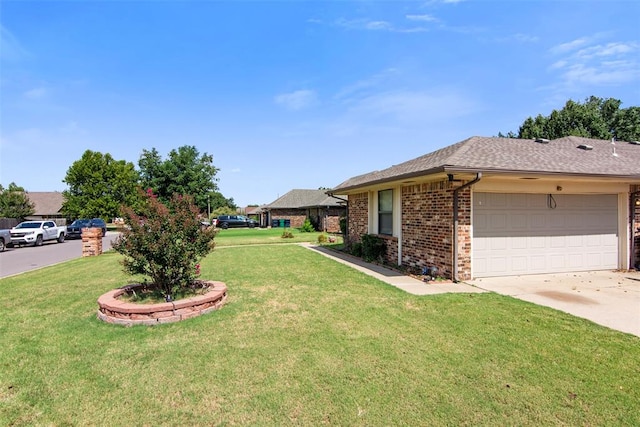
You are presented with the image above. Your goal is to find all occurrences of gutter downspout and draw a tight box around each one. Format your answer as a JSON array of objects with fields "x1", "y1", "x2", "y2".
[
  {"x1": 631, "y1": 190, "x2": 640, "y2": 270},
  {"x1": 453, "y1": 173, "x2": 482, "y2": 282}
]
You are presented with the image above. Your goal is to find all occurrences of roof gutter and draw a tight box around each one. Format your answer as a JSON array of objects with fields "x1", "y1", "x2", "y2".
[
  {"x1": 333, "y1": 167, "x2": 640, "y2": 194},
  {"x1": 453, "y1": 172, "x2": 482, "y2": 282}
]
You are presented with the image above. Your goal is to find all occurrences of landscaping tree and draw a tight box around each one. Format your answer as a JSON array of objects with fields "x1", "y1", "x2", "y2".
[
  {"x1": 138, "y1": 146, "x2": 223, "y2": 212},
  {"x1": 501, "y1": 96, "x2": 640, "y2": 141},
  {"x1": 112, "y1": 189, "x2": 217, "y2": 300},
  {"x1": 0, "y1": 182, "x2": 35, "y2": 219},
  {"x1": 207, "y1": 190, "x2": 237, "y2": 212},
  {"x1": 62, "y1": 150, "x2": 141, "y2": 220}
]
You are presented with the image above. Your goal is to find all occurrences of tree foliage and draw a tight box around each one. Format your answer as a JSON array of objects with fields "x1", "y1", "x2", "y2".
[
  {"x1": 501, "y1": 96, "x2": 640, "y2": 141},
  {"x1": 0, "y1": 182, "x2": 35, "y2": 219},
  {"x1": 208, "y1": 191, "x2": 236, "y2": 212},
  {"x1": 138, "y1": 146, "x2": 221, "y2": 212},
  {"x1": 112, "y1": 189, "x2": 217, "y2": 299},
  {"x1": 62, "y1": 150, "x2": 141, "y2": 220}
]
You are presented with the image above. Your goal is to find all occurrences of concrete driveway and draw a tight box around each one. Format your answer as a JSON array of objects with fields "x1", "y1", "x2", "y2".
[{"x1": 467, "y1": 270, "x2": 640, "y2": 337}]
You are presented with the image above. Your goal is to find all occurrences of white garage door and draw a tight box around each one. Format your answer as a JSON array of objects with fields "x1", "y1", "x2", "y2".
[{"x1": 473, "y1": 193, "x2": 618, "y2": 278}]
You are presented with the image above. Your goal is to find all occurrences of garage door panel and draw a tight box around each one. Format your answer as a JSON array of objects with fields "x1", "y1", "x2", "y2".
[
  {"x1": 473, "y1": 193, "x2": 618, "y2": 277},
  {"x1": 550, "y1": 235, "x2": 566, "y2": 248}
]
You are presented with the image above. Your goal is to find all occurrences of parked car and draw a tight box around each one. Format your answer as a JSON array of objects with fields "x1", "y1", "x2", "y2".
[
  {"x1": 10, "y1": 220, "x2": 66, "y2": 246},
  {"x1": 0, "y1": 229, "x2": 11, "y2": 252},
  {"x1": 215, "y1": 215, "x2": 259, "y2": 229},
  {"x1": 66, "y1": 218, "x2": 107, "y2": 239}
]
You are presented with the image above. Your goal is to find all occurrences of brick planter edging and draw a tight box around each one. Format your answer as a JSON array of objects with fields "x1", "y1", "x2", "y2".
[{"x1": 97, "y1": 280, "x2": 227, "y2": 326}]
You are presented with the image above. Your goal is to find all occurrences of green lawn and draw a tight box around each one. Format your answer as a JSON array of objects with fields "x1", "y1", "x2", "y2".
[
  {"x1": 213, "y1": 227, "x2": 341, "y2": 247},
  {"x1": 1, "y1": 243, "x2": 639, "y2": 425}
]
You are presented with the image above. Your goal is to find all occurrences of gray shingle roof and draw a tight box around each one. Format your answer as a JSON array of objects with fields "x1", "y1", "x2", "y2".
[
  {"x1": 265, "y1": 189, "x2": 346, "y2": 209},
  {"x1": 333, "y1": 136, "x2": 640, "y2": 191},
  {"x1": 26, "y1": 192, "x2": 65, "y2": 215}
]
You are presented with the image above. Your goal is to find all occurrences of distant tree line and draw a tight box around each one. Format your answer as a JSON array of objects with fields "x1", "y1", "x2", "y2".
[
  {"x1": 0, "y1": 145, "x2": 237, "y2": 222},
  {"x1": 499, "y1": 96, "x2": 639, "y2": 142},
  {"x1": 61, "y1": 145, "x2": 236, "y2": 222}
]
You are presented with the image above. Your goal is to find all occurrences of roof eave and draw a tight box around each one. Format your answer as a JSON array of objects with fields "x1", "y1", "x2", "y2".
[
  {"x1": 335, "y1": 166, "x2": 640, "y2": 193},
  {"x1": 445, "y1": 166, "x2": 640, "y2": 181},
  {"x1": 334, "y1": 166, "x2": 447, "y2": 193}
]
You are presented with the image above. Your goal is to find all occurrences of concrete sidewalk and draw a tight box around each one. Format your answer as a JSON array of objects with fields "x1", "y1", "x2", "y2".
[{"x1": 301, "y1": 243, "x2": 485, "y2": 296}]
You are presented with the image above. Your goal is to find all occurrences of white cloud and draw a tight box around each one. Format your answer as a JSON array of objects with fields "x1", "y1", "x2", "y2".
[
  {"x1": 231, "y1": 168, "x2": 241, "y2": 173},
  {"x1": 550, "y1": 37, "x2": 591, "y2": 54},
  {"x1": 406, "y1": 14, "x2": 438, "y2": 23},
  {"x1": 334, "y1": 68, "x2": 399, "y2": 101},
  {"x1": 549, "y1": 37, "x2": 639, "y2": 87},
  {"x1": 562, "y1": 61, "x2": 639, "y2": 85},
  {"x1": 24, "y1": 87, "x2": 48, "y2": 99},
  {"x1": 0, "y1": 25, "x2": 30, "y2": 62},
  {"x1": 575, "y1": 42, "x2": 638, "y2": 59},
  {"x1": 274, "y1": 90, "x2": 317, "y2": 110},
  {"x1": 347, "y1": 90, "x2": 477, "y2": 123},
  {"x1": 335, "y1": 17, "x2": 428, "y2": 33}
]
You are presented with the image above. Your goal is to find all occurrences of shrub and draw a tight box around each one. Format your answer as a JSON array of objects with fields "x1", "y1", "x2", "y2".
[
  {"x1": 339, "y1": 216, "x2": 347, "y2": 235},
  {"x1": 350, "y1": 242, "x2": 363, "y2": 257},
  {"x1": 112, "y1": 189, "x2": 217, "y2": 300},
  {"x1": 281, "y1": 230, "x2": 294, "y2": 239},
  {"x1": 361, "y1": 234, "x2": 387, "y2": 262},
  {"x1": 300, "y1": 218, "x2": 315, "y2": 232},
  {"x1": 317, "y1": 234, "x2": 327, "y2": 244}
]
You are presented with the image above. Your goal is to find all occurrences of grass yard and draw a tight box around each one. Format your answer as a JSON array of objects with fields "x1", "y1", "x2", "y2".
[
  {"x1": 1, "y1": 244, "x2": 639, "y2": 425},
  {"x1": 213, "y1": 227, "x2": 341, "y2": 247}
]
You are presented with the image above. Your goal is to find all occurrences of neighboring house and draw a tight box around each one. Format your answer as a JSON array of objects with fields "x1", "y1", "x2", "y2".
[
  {"x1": 332, "y1": 136, "x2": 640, "y2": 281},
  {"x1": 262, "y1": 189, "x2": 346, "y2": 232},
  {"x1": 244, "y1": 205, "x2": 262, "y2": 222},
  {"x1": 25, "y1": 191, "x2": 66, "y2": 224}
]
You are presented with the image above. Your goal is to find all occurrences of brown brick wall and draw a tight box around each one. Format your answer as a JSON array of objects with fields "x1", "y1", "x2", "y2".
[
  {"x1": 270, "y1": 207, "x2": 345, "y2": 232},
  {"x1": 347, "y1": 193, "x2": 369, "y2": 244},
  {"x1": 378, "y1": 234, "x2": 398, "y2": 266},
  {"x1": 324, "y1": 207, "x2": 344, "y2": 233},
  {"x1": 270, "y1": 209, "x2": 307, "y2": 228},
  {"x1": 401, "y1": 181, "x2": 450, "y2": 278},
  {"x1": 346, "y1": 182, "x2": 472, "y2": 279},
  {"x1": 400, "y1": 180, "x2": 471, "y2": 280}
]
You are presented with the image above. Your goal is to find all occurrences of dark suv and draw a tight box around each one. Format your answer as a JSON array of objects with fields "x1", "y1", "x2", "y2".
[
  {"x1": 66, "y1": 218, "x2": 107, "y2": 238},
  {"x1": 215, "y1": 215, "x2": 259, "y2": 229}
]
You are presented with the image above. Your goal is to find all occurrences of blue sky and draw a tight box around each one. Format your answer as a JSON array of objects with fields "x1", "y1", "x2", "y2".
[{"x1": 1, "y1": 0, "x2": 639, "y2": 207}]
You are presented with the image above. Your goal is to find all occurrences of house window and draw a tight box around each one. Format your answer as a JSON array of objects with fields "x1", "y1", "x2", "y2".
[{"x1": 378, "y1": 189, "x2": 393, "y2": 235}]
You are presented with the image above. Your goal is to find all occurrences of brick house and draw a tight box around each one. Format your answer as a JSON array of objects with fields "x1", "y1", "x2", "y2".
[
  {"x1": 332, "y1": 136, "x2": 640, "y2": 281},
  {"x1": 262, "y1": 189, "x2": 346, "y2": 232},
  {"x1": 25, "y1": 192, "x2": 66, "y2": 224}
]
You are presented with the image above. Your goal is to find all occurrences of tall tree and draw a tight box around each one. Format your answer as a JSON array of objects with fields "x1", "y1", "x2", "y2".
[
  {"x1": 0, "y1": 182, "x2": 35, "y2": 219},
  {"x1": 138, "y1": 145, "x2": 221, "y2": 212},
  {"x1": 506, "y1": 96, "x2": 639, "y2": 141},
  {"x1": 62, "y1": 150, "x2": 141, "y2": 220},
  {"x1": 612, "y1": 106, "x2": 640, "y2": 142}
]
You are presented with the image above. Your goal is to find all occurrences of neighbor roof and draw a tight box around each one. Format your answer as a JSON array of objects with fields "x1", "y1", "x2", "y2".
[
  {"x1": 265, "y1": 189, "x2": 346, "y2": 209},
  {"x1": 26, "y1": 192, "x2": 65, "y2": 215},
  {"x1": 333, "y1": 136, "x2": 640, "y2": 192}
]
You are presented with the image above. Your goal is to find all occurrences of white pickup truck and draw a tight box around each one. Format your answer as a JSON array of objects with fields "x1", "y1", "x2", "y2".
[{"x1": 10, "y1": 220, "x2": 66, "y2": 247}]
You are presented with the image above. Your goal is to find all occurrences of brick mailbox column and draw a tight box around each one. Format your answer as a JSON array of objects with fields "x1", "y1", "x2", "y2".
[{"x1": 82, "y1": 228, "x2": 103, "y2": 257}]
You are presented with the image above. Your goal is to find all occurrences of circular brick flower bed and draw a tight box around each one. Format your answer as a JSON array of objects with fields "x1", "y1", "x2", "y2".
[{"x1": 97, "y1": 280, "x2": 227, "y2": 326}]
